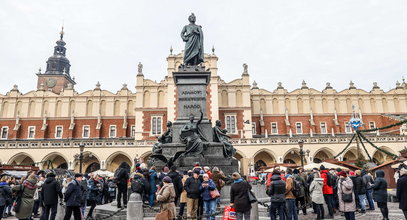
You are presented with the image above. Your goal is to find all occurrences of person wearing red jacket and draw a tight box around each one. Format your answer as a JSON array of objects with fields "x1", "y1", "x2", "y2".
[{"x1": 320, "y1": 165, "x2": 334, "y2": 219}]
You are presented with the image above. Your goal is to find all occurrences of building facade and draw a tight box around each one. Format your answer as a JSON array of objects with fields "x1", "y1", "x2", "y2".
[{"x1": 1, "y1": 32, "x2": 407, "y2": 174}]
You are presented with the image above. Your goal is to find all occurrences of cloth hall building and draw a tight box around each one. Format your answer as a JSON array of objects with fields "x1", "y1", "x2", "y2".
[{"x1": 0, "y1": 32, "x2": 407, "y2": 175}]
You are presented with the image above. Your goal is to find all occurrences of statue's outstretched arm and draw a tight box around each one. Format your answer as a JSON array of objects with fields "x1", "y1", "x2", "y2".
[{"x1": 197, "y1": 110, "x2": 203, "y2": 125}]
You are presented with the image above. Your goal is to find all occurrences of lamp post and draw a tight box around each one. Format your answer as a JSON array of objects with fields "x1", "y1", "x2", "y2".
[
  {"x1": 298, "y1": 140, "x2": 310, "y2": 168},
  {"x1": 79, "y1": 144, "x2": 85, "y2": 174}
]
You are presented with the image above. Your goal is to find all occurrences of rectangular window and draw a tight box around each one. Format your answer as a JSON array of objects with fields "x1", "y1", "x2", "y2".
[
  {"x1": 109, "y1": 125, "x2": 117, "y2": 138},
  {"x1": 55, "y1": 126, "x2": 63, "y2": 138},
  {"x1": 225, "y1": 115, "x2": 237, "y2": 134},
  {"x1": 151, "y1": 116, "x2": 162, "y2": 135},
  {"x1": 1, "y1": 127, "x2": 8, "y2": 139},
  {"x1": 320, "y1": 122, "x2": 327, "y2": 134},
  {"x1": 271, "y1": 122, "x2": 278, "y2": 134},
  {"x1": 295, "y1": 122, "x2": 302, "y2": 134},
  {"x1": 369, "y1": 121, "x2": 376, "y2": 133},
  {"x1": 131, "y1": 125, "x2": 136, "y2": 137},
  {"x1": 251, "y1": 122, "x2": 256, "y2": 135},
  {"x1": 28, "y1": 126, "x2": 35, "y2": 139},
  {"x1": 345, "y1": 122, "x2": 352, "y2": 134},
  {"x1": 82, "y1": 125, "x2": 90, "y2": 138}
]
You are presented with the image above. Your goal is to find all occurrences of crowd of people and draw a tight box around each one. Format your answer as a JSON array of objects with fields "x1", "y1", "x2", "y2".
[
  {"x1": 3, "y1": 161, "x2": 407, "y2": 220},
  {"x1": 265, "y1": 165, "x2": 390, "y2": 220}
]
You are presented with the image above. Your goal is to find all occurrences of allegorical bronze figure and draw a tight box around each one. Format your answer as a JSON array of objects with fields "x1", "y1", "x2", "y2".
[
  {"x1": 180, "y1": 110, "x2": 208, "y2": 157},
  {"x1": 152, "y1": 121, "x2": 173, "y2": 155},
  {"x1": 181, "y1": 13, "x2": 204, "y2": 66},
  {"x1": 213, "y1": 120, "x2": 235, "y2": 158}
]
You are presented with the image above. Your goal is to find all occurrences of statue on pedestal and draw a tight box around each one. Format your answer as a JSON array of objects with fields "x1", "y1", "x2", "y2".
[
  {"x1": 180, "y1": 110, "x2": 208, "y2": 157},
  {"x1": 181, "y1": 13, "x2": 204, "y2": 66},
  {"x1": 213, "y1": 120, "x2": 235, "y2": 158},
  {"x1": 152, "y1": 121, "x2": 173, "y2": 155}
]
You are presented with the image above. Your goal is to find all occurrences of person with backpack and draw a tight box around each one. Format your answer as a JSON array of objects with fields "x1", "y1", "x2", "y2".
[
  {"x1": 114, "y1": 162, "x2": 130, "y2": 208},
  {"x1": 320, "y1": 165, "x2": 334, "y2": 219},
  {"x1": 168, "y1": 166, "x2": 183, "y2": 205},
  {"x1": 337, "y1": 171, "x2": 356, "y2": 220},
  {"x1": 63, "y1": 173, "x2": 83, "y2": 220},
  {"x1": 284, "y1": 169, "x2": 298, "y2": 220},
  {"x1": 0, "y1": 176, "x2": 11, "y2": 220},
  {"x1": 309, "y1": 172, "x2": 324, "y2": 220},
  {"x1": 131, "y1": 172, "x2": 146, "y2": 196},
  {"x1": 266, "y1": 170, "x2": 286, "y2": 220},
  {"x1": 41, "y1": 173, "x2": 63, "y2": 220},
  {"x1": 292, "y1": 169, "x2": 306, "y2": 215},
  {"x1": 13, "y1": 173, "x2": 37, "y2": 220},
  {"x1": 87, "y1": 174, "x2": 102, "y2": 219}
]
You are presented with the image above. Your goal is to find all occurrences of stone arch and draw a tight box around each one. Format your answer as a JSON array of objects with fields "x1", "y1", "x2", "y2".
[
  {"x1": 285, "y1": 98, "x2": 291, "y2": 113},
  {"x1": 382, "y1": 98, "x2": 388, "y2": 112},
  {"x1": 143, "y1": 91, "x2": 150, "y2": 107},
  {"x1": 343, "y1": 147, "x2": 365, "y2": 161},
  {"x1": 358, "y1": 98, "x2": 364, "y2": 112},
  {"x1": 8, "y1": 152, "x2": 35, "y2": 165},
  {"x1": 236, "y1": 90, "x2": 243, "y2": 107},
  {"x1": 114, "y1": 100, "x2": 121, "y2": 116},
  {"x1": 140, "y1": 151, "x2": 152, "y2": 164},
  {"x1": 253, "y1": 149, "x2": 277, "y2": 171},
  {"x1": 322, "y1": 98, "x2": 328, "y2": 113},
  {"x1": 394, "y1": 97, "x2": 400, "y2": 112},
  {"x1": 106, "y1": 151, "x2": 133, "y2": 172},
  {"x1": 127, "y1": 100, "x2": 134, "y2": 116},
  {"x1": 69, "y1": 100, "x2": 75, "y2": 117},
  {"x1": 86, "y1": 100, "x2": 93, "y2": 116},
  {"x1": 310, "y1": 98, "x2": 316, "y2": 113},
  {"x1": 42, "y1": 152, "x2": 68, "y2": 169},
  {"x1": 1, "y1": 101, "x2": 9, "y2": 117},
  {"x1": 28, "y1": 100, "x2": 36, "y2": 117},
  {"x1": 313, "y1": 148, "x2": 335, "y2": 163},
  {"x1": 272, "y1": 98, "x2": 279, "y2": 114},
  {"x1": 14, "y1": 101, "x2": 22, "y2": 117},
  {"x1": 297, "y1": 98, "x2": 303, "y2": 113},
  {"x1": 372, "y1": 146, "x2": 396, "y2": 165},
  {"x1": 158, "y1": 90, "x2": 165, "y2": 108},
  {"x1": 260, "y1": 98, "x2": 267, "y2": 113},
  {"x1": 370, "y1": 98, "x2": 377, "y2": 113},
  {"x1": 283, "y1": 148, "x2": 301, "y2": 165},
  {"x1": 334, "y1": 98, "x2": 340, "y2": 113},
  {"x1": 346, "y1": 98, "x2": 352, "y2": 113},
  {"x1": 100, "y1": 100, "x2": 106, "y2": 115},
  {"x1": 74, "y1": 151, "x2": 101, "y2": 173},
  {"x1": 55, "y1": 100, "x2": 63, "y2": 117},
  {"x1": 221, "y1": 90, "x2": 228, "y2": 106},
  {"x1": 42, "y1": 100, "x2": 49, "y2": 117}
]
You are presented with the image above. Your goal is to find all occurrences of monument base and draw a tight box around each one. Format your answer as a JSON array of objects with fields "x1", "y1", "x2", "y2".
[{"x1": 150, "y1": 142, "x2": 239, "y2": 175}]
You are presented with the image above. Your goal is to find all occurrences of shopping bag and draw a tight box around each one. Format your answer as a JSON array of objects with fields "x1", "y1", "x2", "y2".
[{"x1": 222, "y1": 205, "x2": 237, "y2": 220}]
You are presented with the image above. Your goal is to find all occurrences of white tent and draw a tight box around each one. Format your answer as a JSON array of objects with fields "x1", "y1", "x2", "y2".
[
  {"x1": 92, "y1": 170, "x2": 114, "y2": 177},
  {"x1": 263, "y1": 166, "x2": 288, "y2": 173},
  {"x1": 303, "y1": 162, "x2": 349, "y2": 171}
]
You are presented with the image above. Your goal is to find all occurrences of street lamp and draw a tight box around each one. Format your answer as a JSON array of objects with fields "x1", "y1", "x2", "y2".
[
  {"x1": 298, "y1": 140, "x2": 310, "y2": 168},
  {"x1": 79, "y1": 143, "x2": 85, "y2": 173}
]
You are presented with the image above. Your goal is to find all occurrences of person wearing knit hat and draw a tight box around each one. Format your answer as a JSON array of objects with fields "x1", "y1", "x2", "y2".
[
  {"x1": 230, "y1": 172, "x2": 252, "y2": 219},
  {"x1": 163, "y1": 176, "x2": 172, "y2": 183},
  {"x1": 184, "y1": 168, "x2": 202, "y2": 219},
  {"x1": 232, "y1": 172, "x2": 241, "y2": 180},
  {"x1": 337, "y1": 170, "x2": 356, "y2": 219},
  {"x1": 156, "y1": 173, "x2": 176, "y2": 219},
  {"x1": 338, "y1": 171, "x2": 347, "y2": 178}
]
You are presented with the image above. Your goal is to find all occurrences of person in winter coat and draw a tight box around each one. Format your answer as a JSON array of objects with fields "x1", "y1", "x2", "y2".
[
  {"x1": 293, "y1": 169, "x2": 307, "y2": 215},
  {"x1": 148, "y1": 167, "x2": 158, "y2": 206},
  {"x1": 41, "y1": 173, "x2": 63, "y2": 220},
  {"x1": 107, "y1": 177, "x2": 117, "y2": 203},
  {"x1": 362, "y1": 170, "x2": 375, "y2": 210},
  {"x1": 320, "y1": 165, "x2": 334, "y2": 219},
  {"x1": 63, "y1": 173, "x2": 83, "y2": 220},
  {"x1": 142, "y1": 171, "x2": 151, "y2": 204},
  {"x1": 397, "y1": 166, "x2": 407, "y2": 218},
  {"x1": 80, "y1": 174, "x2": 89, "y2": 217},
  {"x1": 285, "y1": 169, "x2": 298, "y2": 220},
  {"x1": 0, "y1": 176, "x2": 11, "y2": 220},
  {"x1": 157, "y1": 176, "x2": 177, "y2": 220},
  {"x1": 87, "y1": 174, "x2": 101, "y2": 219},
  {"x1": 211, "y1": 167, "x2": 226, "y2": 206},
  {"x1": 266, "y1": 170, "x2": 286, "y2": 220},
  {"x1": 178, "y1": 171, "x2": 190, "y2": 220},
  {"x1": 309, "y1": 173, "x2": 324, "y2": 220},
  {"x1": 168, "y1": 166, "x2": 183, "y2": 205},
  {"x1": 230, "y1": 172, "x2": 252, "y2": 220},
  {"x1": 13, "y1": 173, "x2": 37, "y2": 220},
  {"x1": 373, "y1": 170, "x2": 388, "y2": 220},
  {"x1": 354, "y1": 170, "x2": 367, "y2": 213},
  {"x1": 114, "y1": 162, "x2": 130, "y2": 208},
  {"x1": 200, "y1": 174, "x2": 216, "y2": 220},
  {"x1": 337, "y1": 171, "x2": 356, "y2": 220},
  {"x1": 184, "y1": 170, "x2": 202, "y2": 220}
]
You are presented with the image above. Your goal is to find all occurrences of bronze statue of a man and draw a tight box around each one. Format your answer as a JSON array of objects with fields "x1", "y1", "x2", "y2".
[
  {"x1": 181, "y1": 13, "x2": 204, "y2": 66},
  {"x1": 213, "y1": 120, "x2": 235, "y2": 158},
  {"x1": 180, "y1": 110, "x2": 208, "y2": 157}
]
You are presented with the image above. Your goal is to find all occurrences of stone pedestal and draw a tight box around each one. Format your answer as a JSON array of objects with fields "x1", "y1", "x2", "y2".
[{"x1": 127, "y1": 193, "x2": 143, "y2": 220}]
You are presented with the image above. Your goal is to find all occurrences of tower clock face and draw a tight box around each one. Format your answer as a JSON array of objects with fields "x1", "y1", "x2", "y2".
[{"x1": 46, "y1": 78, "x2": 57, "y2": 88}]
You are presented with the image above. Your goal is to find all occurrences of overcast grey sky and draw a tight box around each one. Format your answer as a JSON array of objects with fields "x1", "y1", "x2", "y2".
[{"x1": 1, "y1": 0, "x2": 406, "y2": 94}]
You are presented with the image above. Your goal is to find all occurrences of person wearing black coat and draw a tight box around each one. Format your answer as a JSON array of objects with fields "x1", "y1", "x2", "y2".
[
  {"x1": 397, "y1": 167, "x2": 407, "y2": 218},
  {"x1": 87, "y1": 175, "x2": 101, "y2": 219},
  {"x1": 168, "y1": 166, "x2": 183, "y2": 205},
  {"x1": 266, "y1": 171, "x2": 286, "y2": 220},
  {"x1": 63, "y1": 174, "x2": 83, "y2": 220},
  {"x1": 354, "y1": 170, "x2": 367, "y2": 213},
  {"x1": 41, "y1": 173, "x2": 63, "y2": 220},
  {"x1": 230, "y1": 172, "x2": 252, "y2": 220},
  {"x1": 184, "y1": 170, "x2": 202, "y2": 219},
  {"x1": 373, "y1": 170, "x2": 388, "y2": 220},
  {"x1": 114, "y1": 162, "x2": 130, "y2": 208},
  {"x1": 0, "y1": 176, "x2": 11, "y2": 220}
]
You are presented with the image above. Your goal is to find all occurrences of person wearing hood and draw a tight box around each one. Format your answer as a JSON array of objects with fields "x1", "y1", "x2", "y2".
[
  {"x1": 157, "y1": 176, "x2": 177, "y2": 220},
  {"x1": 397, "y1": 165, "x2": 407, "y2": 218},
  {"x1": 114, "y1": 162, "x2": 130, "y2": 208},
  {"x1": 310, "y1": 173, "x2": 324, "y2": 220},
  {"x1": 373, "y1": 170, "x2": 388, "y2": 220},
  {"x1": 293, "y1": 168, "x2": 307, "y2": 215},
  {"x1": 266, "y1": 170, "x2": 286, "y2": 220},
  {"x1": 0, "y1": 176, "x2": 11, "y2": 220},
  {"x1": 200, "y1": 174, "x2": 216, "y2": 220},
  {"x1": 41, "y1": 173, "x2": 63, "y2": 220},
  {"x1": 362, "y1": 170, "x2": 375, "y2": 210},
  {"x1": 337, "y1": 171, "x2": 356, "y2": 220},
  {"x1": 230, "y1": 172, "x2": 252, "y2": 220},
  {"x1": 168, "y1": 166, "x2": 183, "y2": 205},
  {"x1": 13, "y1": 173, "x2": 37, "y2": 220},
  {"x1": 148, "y1": 167, "x2": 158, "y2": 207},
  {"x1": 285, "y1": 169, "x2": 298, "y2": 220},
  {"x1": 320, "y1": 165, "x2": 334, "y2": 219}
]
